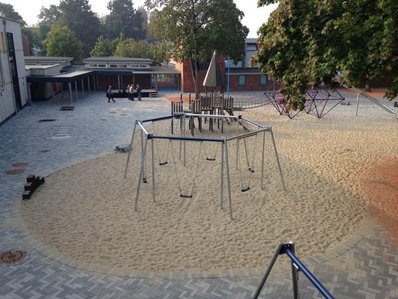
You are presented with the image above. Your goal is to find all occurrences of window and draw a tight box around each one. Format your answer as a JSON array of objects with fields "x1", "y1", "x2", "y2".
[
  {"x1": 246, "y1": 44, "x2": 257, "y2": 51},
  {"x1": 239, "y1": 75, "x2": 246, "y2": 86},
  {"x1": 110, "y1": 64, "x2": 118, "y2": 68},
  {"x1": 260, "y1": 74, "x2": 268, "y2": 85}
]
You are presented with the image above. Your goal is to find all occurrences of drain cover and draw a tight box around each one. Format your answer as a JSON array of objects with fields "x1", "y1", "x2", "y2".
[
  {"x1": 60, "y1": 106, "x2": 75, "y2": 111},
  {"x1": 6, "y1": 169, "x2": 24, "y2": 175},
  {"x1": 39, "y1": 119, "x2": 56, "y2": 122},
  {"x1": 12, "y1": 162, "x2": 29, "y2": 167},
  {"x1": 0, "y1": 250, "x2": 26, "y2": 264}
]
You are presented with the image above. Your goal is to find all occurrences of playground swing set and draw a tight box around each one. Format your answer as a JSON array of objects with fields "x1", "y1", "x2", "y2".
[{"x1": 123, "y1": 112, "x2": 286, "y2": 220}]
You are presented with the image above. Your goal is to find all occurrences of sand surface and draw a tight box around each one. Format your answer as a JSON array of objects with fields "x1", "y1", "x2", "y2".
[{"x1": 19, "y1": 97, "x2": 398, "y2": 275}]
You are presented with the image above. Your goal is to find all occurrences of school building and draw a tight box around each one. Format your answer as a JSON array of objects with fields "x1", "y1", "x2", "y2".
[{"x1": 0, "y1": 17, "x2": 29, "y2": 125}]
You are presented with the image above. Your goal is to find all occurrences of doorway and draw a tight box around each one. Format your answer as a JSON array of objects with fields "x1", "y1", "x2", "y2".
[{"x1": 7, "y1": 32, "x2": 22, "y2": 111}]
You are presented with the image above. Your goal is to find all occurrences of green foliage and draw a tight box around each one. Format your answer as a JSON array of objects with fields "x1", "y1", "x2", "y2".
[
  {"x1": 255, "y1": 0, "x2": 398, "y2": 107},
  {"x1": 90, "y1": 36, "x2": 115, "y2": 57},
  {"x1": 148, "y1": 42, "x2": 170, "y2": 65},
  {"x1": 113, "y1": 38, "x2": 166, "y2": 64},
  {"x1": 57, "y1": 0, "x2": 101, "y2": 57},
  {"x1": 44, "y1": 25, "x2": 83, "y2": 62},
  {"x1": 0, "y1": 3, "x2": 26, "y2": 25},
  {"x1": 146, "y1": 0, "x2": 248, "y2": 96},
  {"x1": 22, "y1": 27, "x2": 42, "y2": 55},
  {"x1": 114, "y1": 38, "x2": 148, "y2": 57},
  {"x1": 105, "y1": 0, "x2": 144, "y2": 40}
]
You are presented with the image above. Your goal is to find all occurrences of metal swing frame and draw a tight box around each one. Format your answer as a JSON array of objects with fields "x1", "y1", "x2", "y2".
[{"x1": 123, "y1": 113, "x2": 286, "y2": 220}]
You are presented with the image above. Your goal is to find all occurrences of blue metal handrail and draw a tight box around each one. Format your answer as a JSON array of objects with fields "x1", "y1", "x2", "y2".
[
  {"x1": 284, "y1": 247, "x2": 334, "y2": 299},
  {"x1": 254, "y1": 242, "x2": 334, "y2": 299}
]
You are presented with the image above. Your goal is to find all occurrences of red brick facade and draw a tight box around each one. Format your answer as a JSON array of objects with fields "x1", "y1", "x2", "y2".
[
  {"x1": 176, "y1": 57, "x2": 226, "y2": 93},
  {"x1": 176, "y1": 57, "x2": 272, "y2": 93}
]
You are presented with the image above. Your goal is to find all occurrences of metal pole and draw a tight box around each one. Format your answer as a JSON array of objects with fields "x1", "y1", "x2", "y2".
[
  {"x1": 124, "y1": 121, "x2": 138, "y2": 178},
  {"x1": 220, "y1": 141, "x2": 224, "y2": 210},
  {"x1": 81, "y1": 78, "x2": 84, "y2": 97},
  {"x1": 261, "y1": 131, "x2": 266, "y2": 191},
  {"x1": 290, "y1": 242, "x2": 299, "y2": 299},
  {"x1": 224, "y1": 140, "x2": 233, "y2": 220},
  {"x1": 253, "y1": 243, "x2": 284, "y2": 299},
  {"x1": 151, "y1": 138, "x2": 156, "y2": 202},
  {"x1": 87, "y1": 77, "x2": 91, "y2": 94},
  {"x1": 135, "y1": 137, "x2": 148, "y2": 211},
  {"x1": 227, "y1": 57, "x2": 231, "y2": 98},
  {"x1": 285, "y1": 248, "x2": 334, "y2": 299},
  {"x1": 355, "y1": 92, "x2": 360, "y2": 116},
  {"x1": 270, "y1": 128, "x2": 286, "y2": 191},
  {"x1": 74, "y1": 81, "x2": 78, "y2": 99},
  {"x1": 236, "y1": 139, "x2": 239, "y2": 170},
  {"x1": 183, "y1": 114, "x2": 186, "y2": 166},
  {"x1": 141, "y1": 129, "x2": 146, "y2": 182},
  {"x1": 243, "y1": 138, "x2": 250, "y2": 169},
  {"x1": 68, "y1": 82, "x2": 73, "y2": 105}
]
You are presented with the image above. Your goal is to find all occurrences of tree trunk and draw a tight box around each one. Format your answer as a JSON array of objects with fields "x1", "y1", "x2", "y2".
[{"x1": 190, "y1": 58, "x2": 200, "y2": 100}]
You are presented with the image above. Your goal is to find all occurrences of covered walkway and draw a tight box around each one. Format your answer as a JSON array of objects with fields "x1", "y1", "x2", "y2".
[{"x1": 27, "y1": 70, "x2": 94, "y2": 104}]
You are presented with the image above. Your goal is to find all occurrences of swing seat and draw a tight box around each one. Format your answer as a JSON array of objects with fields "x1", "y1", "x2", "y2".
[
  {"x1": 159, "y1": 161, "x2": 168, "y2": 166},
  {"x1": 248, "y1": 167, "x2": 255, "y2": 173},
  {"x1": 206, "y1": 156, "x2": 216, "y2": 161},
  {"x1": 241, "y1": 186, "x2": 251, "y2": 192},
  {"x1": 143, "y1": 177, "x2": 148, "y2": 183},
  {"x1": 180, "y1": 194, "x2": 193, "y2": 199}
]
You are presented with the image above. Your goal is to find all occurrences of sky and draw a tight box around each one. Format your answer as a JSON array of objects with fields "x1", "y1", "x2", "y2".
[{"x1": 2, "y1": 0, "x2": 277, "y2": 38}]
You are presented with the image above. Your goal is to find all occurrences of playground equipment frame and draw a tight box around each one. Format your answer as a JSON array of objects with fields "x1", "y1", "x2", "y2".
[
  {"x1": 254, "y1": 242, "x2": 334, "y2": 299},
  {"x1": 123, "y1": 113, "x2": 286, "y2": 220}
]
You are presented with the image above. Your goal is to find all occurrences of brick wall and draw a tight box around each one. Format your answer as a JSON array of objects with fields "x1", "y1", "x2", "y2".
[{"x1": 177, "y1": 57, "x2": 226, "y2": 93}]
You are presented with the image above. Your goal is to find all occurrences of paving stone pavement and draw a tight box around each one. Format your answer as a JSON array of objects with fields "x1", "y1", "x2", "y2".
[{"x1": 0, "y1": 91, "x2": 397, "y2": 298}]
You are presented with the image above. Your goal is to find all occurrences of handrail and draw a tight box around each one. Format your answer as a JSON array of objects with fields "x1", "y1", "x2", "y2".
[
  {"x1": 284, "y1": 247, "x2": 334, "y2": 299},
  {"x1": 254, "y1": 242, "x2": 334, "y2": 299}
]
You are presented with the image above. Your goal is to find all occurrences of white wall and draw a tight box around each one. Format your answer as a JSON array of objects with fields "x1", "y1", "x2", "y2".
[{"x1": 0, "y1": 17, "x2": 28, "y2": 124}]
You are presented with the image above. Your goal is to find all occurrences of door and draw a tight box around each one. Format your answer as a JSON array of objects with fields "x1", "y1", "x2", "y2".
[{"x1": 7, "y1": 32, "x2": 22, "y2": 111}]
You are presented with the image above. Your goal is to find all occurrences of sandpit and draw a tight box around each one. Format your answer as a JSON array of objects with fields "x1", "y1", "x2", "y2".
[{"x1": 19, "y1": 101, "x2": 398, "y2": 275}]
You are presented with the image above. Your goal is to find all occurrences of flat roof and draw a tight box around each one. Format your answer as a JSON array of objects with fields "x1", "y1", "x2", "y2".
[
  {"x1": 83, "y1": 57, "x2": 153, "y2": 63},
  {"x1": 27, "y1": 70, "x2": 93, "y2": 83}
]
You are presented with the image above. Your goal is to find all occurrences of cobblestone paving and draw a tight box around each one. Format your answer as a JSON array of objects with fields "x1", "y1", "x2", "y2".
[{"x1": 0, "y1": 92, "x2": 397, "y2": 298}]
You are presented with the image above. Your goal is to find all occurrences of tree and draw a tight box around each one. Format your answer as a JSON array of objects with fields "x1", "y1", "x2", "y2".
[
  {"x1": 90, "y1": 35, "x2": 115, "y2": 57},
  {"x1": 57, "y1": 0, "x2": 101, "y2": 57},
  {"x1": 114, "y1": 38, "x2": 149, "y2": 58},
  {"x1": 37, "y1": 5, "x2": 62, "y2": 54},
  {"x1": 146, "y1": 0, "x2": 249, "y2": 98},
  {"x1": 0, "y1": 3, "x2": 26, "y2": 25},
  {"x1": 105, "y1": 0, "x2": 144, "y2": 40},
  {"x1": 148, "y1": 42, "x2": 170, "y2": 65},
  {"x1": 22, "y1": 27, "x2": 42, "y2": 55},
  {"x1": 112, "y1": 37, "x2": 169, "y2": 65},
  {"x1": 44, "y1": 25, "x2": 83, "y2": 62},
  {"x1": 137, "y1": 6, "x2": 149, "y2": 39},
  {"x1": 255, "y1": 0, "x2": 398, "y2": 110}
]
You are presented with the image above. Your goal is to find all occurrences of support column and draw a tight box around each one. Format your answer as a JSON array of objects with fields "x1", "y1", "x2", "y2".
[
  {"x1": 74, "y1": 81, "x2": 78, "y2": 99},
  {"x1": 87, "y1": 77, "x2": 91, "y2": 93},
  {"x1": 68, "y1": 82, "x2": 73, "y2": 105},
  {"x1": 81, "y1": 79, "x2": 85, "y2": 97}
]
